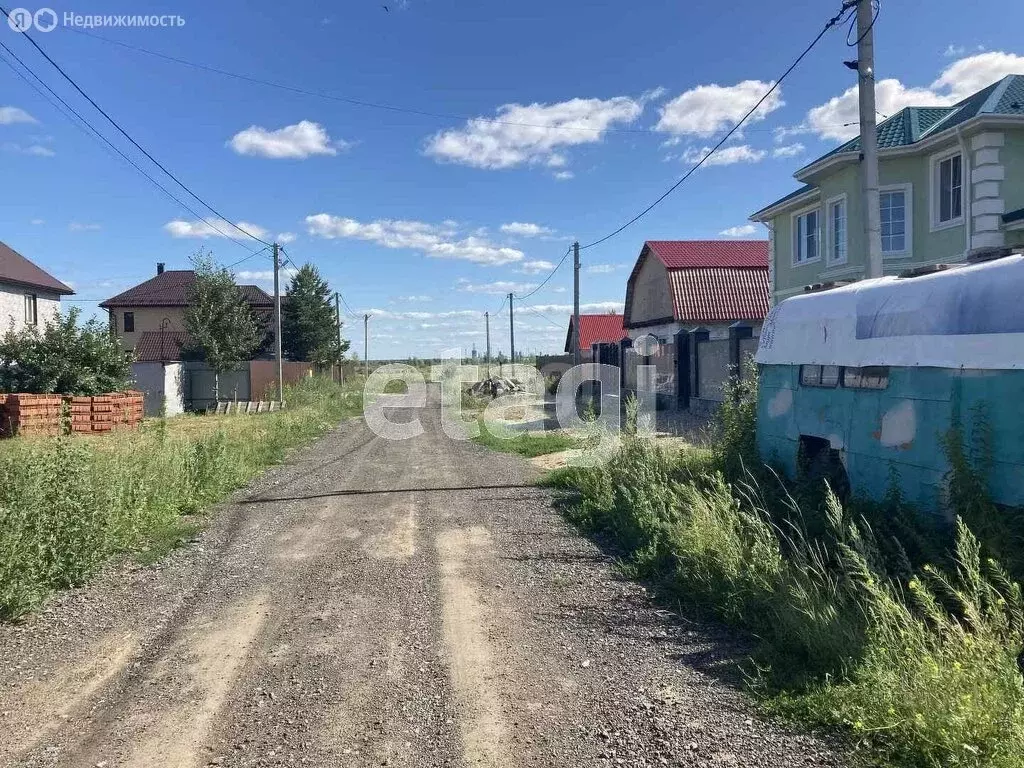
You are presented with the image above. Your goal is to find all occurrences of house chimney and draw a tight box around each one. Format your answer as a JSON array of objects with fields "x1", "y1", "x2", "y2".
[{"x1": 157, "y1": 262, "x2": 165, "y2": 275}]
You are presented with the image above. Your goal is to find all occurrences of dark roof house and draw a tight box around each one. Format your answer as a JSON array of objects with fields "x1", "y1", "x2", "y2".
[
  {"x1": 623, "y1": 240, "x2": 770, "y2": 329},
  {"x1": 100, "y1": 268, "x2": 272, "y2": 309},
  {"x1": 0, "y1": 241, "x2": 74, "y2": 295}
]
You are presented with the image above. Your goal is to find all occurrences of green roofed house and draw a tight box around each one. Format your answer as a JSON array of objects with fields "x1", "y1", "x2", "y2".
[{"x1": 751, "y1": 74, "x2": 1024, "y2": 304}]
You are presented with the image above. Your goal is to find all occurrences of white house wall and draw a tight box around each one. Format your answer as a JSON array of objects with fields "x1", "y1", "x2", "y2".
[{"x1": 0, "y1": 282, "x2": 62, "y2": 333}]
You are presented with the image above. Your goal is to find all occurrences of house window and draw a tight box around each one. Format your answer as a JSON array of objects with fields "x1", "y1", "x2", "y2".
[
  {"x1": 827, "y1": 197, "x2": 847, "y2": 264},
  {"x1": 935, "y1": 153, "x2": 963, "y2": 225},
  {"x1": 24, "y1": 293, "x2": 38, "y2": 325},
  {"x1": 794, "y1": 209, "x2": 820, "y2": 263},
  {"x1": 123, "y1": 312, "x2": 135, "y2": 333},
  {"x1": 800, "y1": 364, "x2": 839, "y2": 388},
  {"x1": 843, "y1": 366, "x2": 889, "y2": 390},
  {"x1": 880, "y1": 189, "x2": 907, "y2": 254}
]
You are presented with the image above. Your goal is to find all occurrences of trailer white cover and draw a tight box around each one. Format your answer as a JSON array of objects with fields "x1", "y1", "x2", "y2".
[{"x1": 755, "y1": 255, "x2": 1024, "y2": 370}]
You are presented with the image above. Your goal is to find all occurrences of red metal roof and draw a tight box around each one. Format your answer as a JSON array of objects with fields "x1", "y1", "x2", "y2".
[
  {"x1": 564, "y1": 313, "x2": 628, "y2": 352},
  {"x1": 100, "y1": 270, "x2": 273, "y2": 308},
  {"x1": 645, "y1": 240, "x2": 768, "y2": 269},
  {"x1": 0, "y1": 241, "x2": 74, "y2": 295},
  {"x1": 668, "y1": 267, "x2": 770, "y2": 323},
  {"x1": 133, "y1": 331, "x2": 191, "y2": 362}
]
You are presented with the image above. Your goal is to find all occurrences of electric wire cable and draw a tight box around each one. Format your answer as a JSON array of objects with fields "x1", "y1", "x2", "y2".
[
  {"x1": 0, "y1": 5, "x2": 270, "y2": 247},
  {"x1": 513, "y1": 247, "x2": 572, "y2": 300},
  {"x1": 578, "y1": 1, "x2": 854, "y2": 252},
  {"x1": 0, "y1": 39, "x2": 258, "y2": 251}
]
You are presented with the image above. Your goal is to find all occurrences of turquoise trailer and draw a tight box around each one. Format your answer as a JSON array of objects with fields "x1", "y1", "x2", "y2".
[{"x1": 754, "y1": 252, "x2": 1024, "y2": 513}]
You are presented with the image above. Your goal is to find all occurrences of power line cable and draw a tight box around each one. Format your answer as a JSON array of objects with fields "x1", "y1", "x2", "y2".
[
  {"x1": 0, "y1": 6, "x2": 270, "y2": 247},
  {"x1": 67, "y1": 29, "x2": 858, "y2": 138},
  {"x1": 513, "y1": 247, "x2": 572, "y2": 300},
  {"x1": 0, "y1": 38, "x2": 258, "y2": 251},
  {"x1": 579, "y1": 2, "x2": 853, "y2": 252},
  {"x1": 520, "y1": 304, "x2": 565, "y2": 330}
]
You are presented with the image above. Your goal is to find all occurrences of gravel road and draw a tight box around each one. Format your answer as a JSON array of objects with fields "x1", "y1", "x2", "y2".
[{"x1": 0, "y1": 388, "x2": 844, "y2": 767}]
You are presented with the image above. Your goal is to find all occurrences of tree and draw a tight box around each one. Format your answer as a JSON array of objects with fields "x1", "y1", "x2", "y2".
[
  {"x1": 281, "y1": 263, "x2": 349, "y2": 365},
  {"x1": 183, "y1": 252, "x2": 261, "y2": 401},
  {"x1": 0, "y1": 307, "x2": 133, "y2": 395}
]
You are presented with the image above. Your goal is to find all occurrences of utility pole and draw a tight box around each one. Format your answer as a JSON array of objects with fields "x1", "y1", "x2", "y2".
[
  {"x1": 363, "y1": 313, "x2": 370, "y2": 379},
  {"x1": 334, "y1": 292, "x2": 342, "y2": 383},
  {"x1": 484, "y1": 310, "x2": 491, "y2": 379},
  {"x1": 508, "y1": 292, "x2": 515, "y2": 367},
  {"x1": 272, "y1": 242, "x2": 284, "y2": 403},
  {"x1": 572, "y1": 240, "x2": 581, "y2": 366},
  {"x1": 854, "y1": 0, "x2": 883, "y2": 278}
]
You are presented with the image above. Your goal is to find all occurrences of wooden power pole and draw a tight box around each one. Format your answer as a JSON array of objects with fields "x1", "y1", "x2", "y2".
[
  {"x1": 573, "y1": 240, "x2": 581, "y2": 366},
  {"x1": 363, "y1": 313, "x2": 370, "y2": 379},
  {"x1": 508, "y1": 292, "x2": 515, "y2": 366},
  {"x1": 485, "y1": 310, "x2": 491, "y2": 379},
  {"x1": 272, "y1": 242, "x2": 284, "y2": 403}
]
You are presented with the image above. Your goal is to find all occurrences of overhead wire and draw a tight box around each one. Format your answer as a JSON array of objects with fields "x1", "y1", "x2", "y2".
[
  {"x1": 0, "y1": 5, "x2": 270, "y2": 247},
  {"x1": 513, "y1": 247, "x2": 572, "y2": 300},
  {"x1": 0, "y1": 38, "x2": 259, "y2": 251},
  {"x1": 578, "y1": 0, "x2": 856, "y2": 252}
]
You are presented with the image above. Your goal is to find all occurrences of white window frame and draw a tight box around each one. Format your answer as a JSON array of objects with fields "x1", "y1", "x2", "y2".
[
  {"x1": 790, "y1": 203, "x2": 822, "y2": 266},
  {"x1": 929, "y1": 148, "x2": 964, "y2": 231},
  {"x1": 24, "y1": 293, "x2": 38, "y2": 325},
  {"x1": 879, "y1": 182, "x2": 913, "y2": 259},
  {"x1": 825, "y1": 193, "x2": 848, "y2": 266}
]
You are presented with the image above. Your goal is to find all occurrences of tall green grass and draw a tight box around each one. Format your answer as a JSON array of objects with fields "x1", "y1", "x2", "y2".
[
  {"x1": 0, "y1": 377, "x2": 362, "y2": 620},
  {"x1": 544, "y1": 388, "x2": 1024, "y2": 767}
]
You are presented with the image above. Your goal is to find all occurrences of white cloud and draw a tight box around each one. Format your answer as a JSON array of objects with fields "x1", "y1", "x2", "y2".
[
  {"x1": 276, "y1": 232, "x2": 297, "y2": 244},
  {"x1": 521, "y1": 301, "x2": 624, "y2": 315},
  {"x1": 30, "y1": 218, "x2": 45, "y2": 225},
  {"x1": 0, "y1": 106, "x2": 36, "y2": 125},
  {"x1": 236, "y1": 267, "x2": 297, "y2": 283},
  {"x1": 806, "y1": 52, "x2": 1024, "y2": 142},
  {"x1": 305, "y1": 214, "x2": 524, "y2": 266},
  {"x1": 500, "y1": 221, "x2": 554, "y2": 237},
  {"x1": 720, "y1": 224, "x2": 758, "y2": 237},
  {"x1": 2, "y1": 142, "x2": 54, "y2": 157},
  {"x1": 945, "y1": 44, "x2": 985, "y2": 58},
  {"x1": 682, "y1": 144, "x2": 766, "y2": 166},
  {"x1": 164, "y1": 219, "x2": 268, "y2": 240},
  {"x1": 655, "y1": 80, "x2": 782, "y2": 138},
  {"x1": 772, "y1": 142, "x2": 805, "y2": 159},
  {"x1": 229, "y1": 120, "x2": 349, "y2": 159},
  {"x1": 553, "y1": 170, "x2": 574, "y2": 180},
  {"x1": 396, "y1": 295, "x2": 432, "y2": 302},
  {"x1": 458, "y1": 280, "x2": 537, "y2": 295},
  {"x1": 585, "y1": 263, "x2": 622, "y2": 274},
  {"x1": 423, "y1": 95, "x2": 643, "y2": 170},
  {"x1": 518, "y1": 259, "x2": 556, "y2": 274},
  {"x1": 69, "y1": 222, "x2": 101, "y2": 232}
]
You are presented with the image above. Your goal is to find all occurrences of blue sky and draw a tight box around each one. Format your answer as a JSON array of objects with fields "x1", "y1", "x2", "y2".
[{"x1": 1, "y1": 0, "x2": 1022, "y2": 358}]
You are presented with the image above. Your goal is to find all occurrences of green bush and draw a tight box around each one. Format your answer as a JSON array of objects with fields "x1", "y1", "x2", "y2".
[{"x1": 0, "y1": 376, "x2": 361, "y2": 620}]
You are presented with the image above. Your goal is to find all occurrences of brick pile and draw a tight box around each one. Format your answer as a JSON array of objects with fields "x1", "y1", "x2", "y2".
[{"x1": 0, "y1": 391, "x2": 144, "y2": 438}]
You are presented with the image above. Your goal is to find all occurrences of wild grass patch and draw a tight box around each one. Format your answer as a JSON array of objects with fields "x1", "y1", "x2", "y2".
[
  {"x1": 0, "y1": 377, "x2": 362, "y2": 620},
  {"x1": 547, "y1": 387, "x2": 1024, "y2": 767}
]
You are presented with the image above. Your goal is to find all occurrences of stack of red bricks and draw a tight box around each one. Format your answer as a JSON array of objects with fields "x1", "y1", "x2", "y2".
[
  {"x1": 69, "y1": 392, "x2": 145, "y2": 434},
  {"x1": 0, "y1": 391, "x2": 144, "y2": 438},
  {"x1": 0, "y1": 394, "x2": 65, "y2": 437}
]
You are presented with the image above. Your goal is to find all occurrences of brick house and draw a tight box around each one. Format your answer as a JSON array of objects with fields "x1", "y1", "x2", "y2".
[
  {"x1": 621, "y1": 240, "x2": 771, "y2": 406},
  {"x1": 0, "y1": 241, "x2": 74, "y2": 332},
  {"x1": 99, "y1": 263, "x2": 274, "y2": 360}
]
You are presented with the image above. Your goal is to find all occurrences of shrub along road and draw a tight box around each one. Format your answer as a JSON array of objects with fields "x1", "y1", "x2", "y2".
[{"x1": 0, "y1": 387, "x2": 842, "y2": 767}]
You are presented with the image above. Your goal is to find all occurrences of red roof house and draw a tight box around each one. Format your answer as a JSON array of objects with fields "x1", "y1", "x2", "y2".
[
  {"x1": 564, "y1": 313, "x2": 628, "y2": 354},
  {"x1": 623, "y1": 240, "x2": 770, "y2": 329}
]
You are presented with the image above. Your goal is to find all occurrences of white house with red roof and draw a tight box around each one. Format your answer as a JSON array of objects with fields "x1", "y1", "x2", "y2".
[
  {"x1": 563, "y1": 313, "x2": 628, "y2": 362},
  {"x1": 623, "y1": 240, "x2": 771, "y2": 342}
]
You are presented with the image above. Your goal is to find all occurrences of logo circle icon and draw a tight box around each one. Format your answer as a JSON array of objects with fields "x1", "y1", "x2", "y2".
[
  {"x1": 6, "y1": 7, "x2": 33, "y2": 32},
  {"x1": 34, "y1": 8, "x2": 57, "y2": 32}
]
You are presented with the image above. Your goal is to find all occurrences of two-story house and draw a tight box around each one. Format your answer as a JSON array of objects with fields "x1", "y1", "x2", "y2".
[
  {"x1": 99, "y1": 263, "x2": 274, "y2": 360},
  {"x1": 0, "y1": 240, "x2": 74, "y2": 331},
  {"x1": 751, "y1": 74, "x2": 1024, "y2": 304}
]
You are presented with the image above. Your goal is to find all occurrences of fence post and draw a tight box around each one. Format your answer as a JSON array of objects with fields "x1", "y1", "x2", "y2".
[
  {"x1": 674, "y1": 328, "x2": 690, "y2": 410},
  {"x1": 619, "y1": 336, "x2": 633, "y2": 392},
  {"x1": 728, "y1": 321, "x2": 754, "y2": 380},
  {"x1": 689, "y1": 327, "x2": 709, "y2": 400}
]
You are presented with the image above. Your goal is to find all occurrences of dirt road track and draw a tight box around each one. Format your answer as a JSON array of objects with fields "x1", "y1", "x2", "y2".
[{"x1": 0, "y1": 389, "x2": 844, "y2": 767}]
